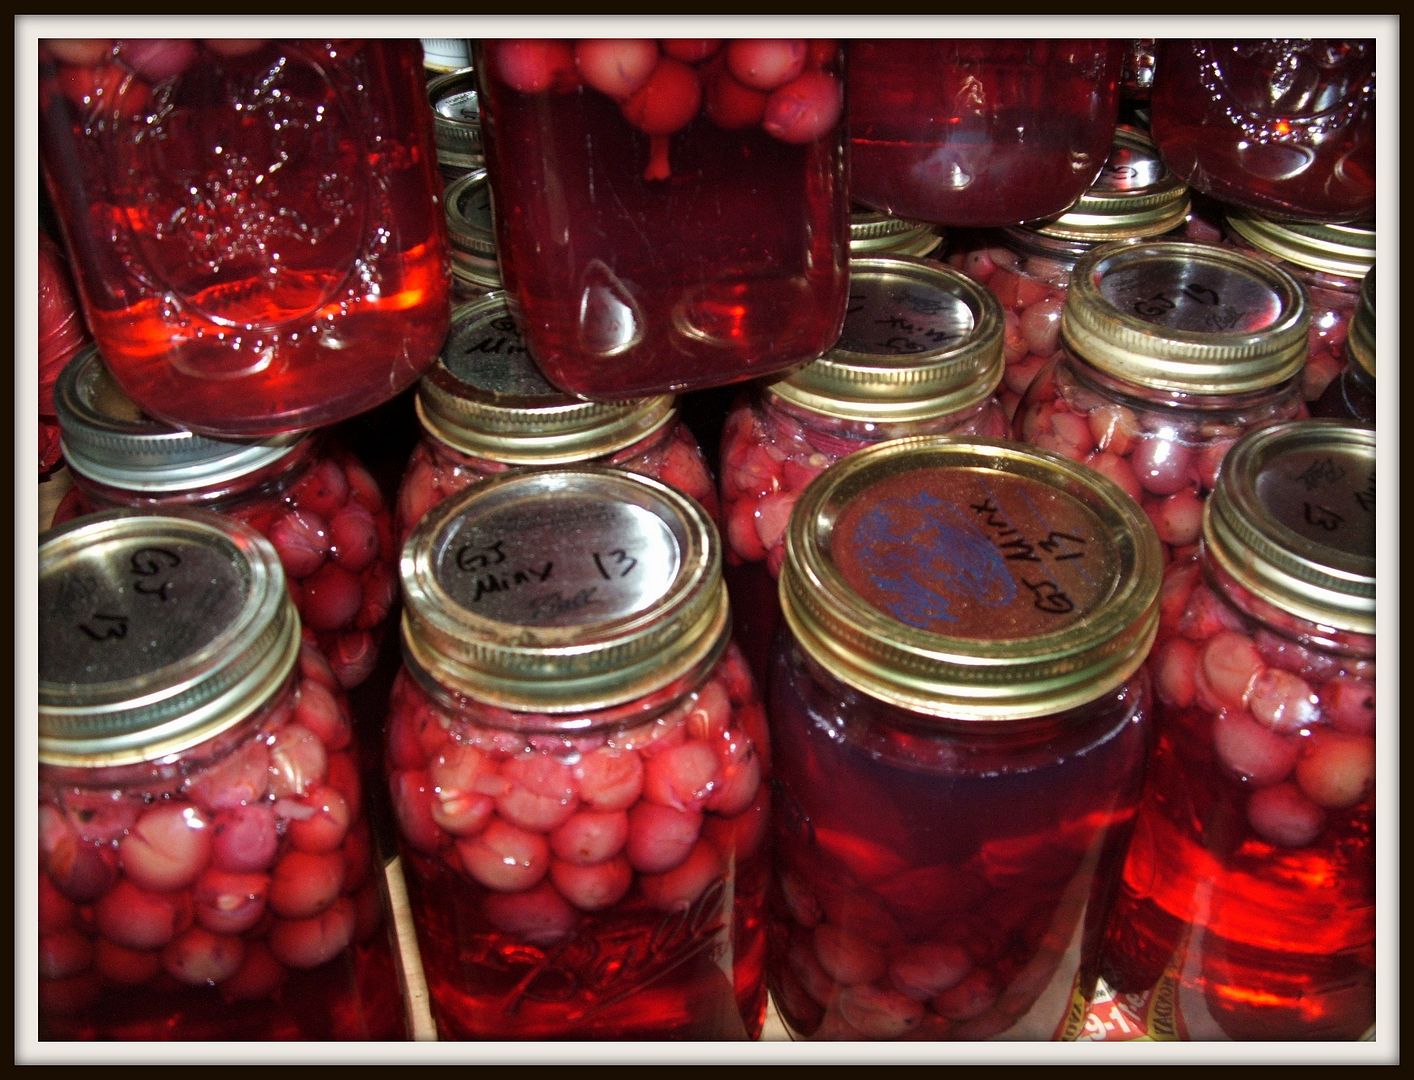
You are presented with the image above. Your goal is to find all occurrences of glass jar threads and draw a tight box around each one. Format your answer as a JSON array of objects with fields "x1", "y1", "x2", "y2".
[
  {"x1": 1100, "y1": 420, "x2": 1376, "y2": 1040},
  {"x1": 847, "y1": 39, "x2": 1125, "y2": 227},
  {"x1": 767, "y1": 436, "x2": 1163, "y2": 1040},
  {"x1": 37, "y1": 38, "x2": 451, "y2": 438},
  {"x1": 472, "y1": 37, "x2": 850, "y2": 400},
  {"x1": 394, "y1": 294, "x2": 719, "y2": 548},
  {"x1": 37, "y1": 510, "x2": 404, "y2": 1040},
  {"x1": 1014, "y1": 240, "x2": 1309, "y2": 565},
  {"x1": 389, "y1": 467, "x2": 769, "y2": 1039},
  {"x1": 51, "y1": 346, "x2": 398, "y2": 691}
]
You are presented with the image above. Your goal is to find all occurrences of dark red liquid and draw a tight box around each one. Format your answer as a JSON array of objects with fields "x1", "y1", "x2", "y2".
[
  {"x1": 848, "y1": 40, "x2": 1123, "y2": 227},
  {"x1": 722, "y1": 559, "x2": 782, "y2": 692},
  {"x1": 38, "y1": 40, "x2": 450, "y2": 437}
]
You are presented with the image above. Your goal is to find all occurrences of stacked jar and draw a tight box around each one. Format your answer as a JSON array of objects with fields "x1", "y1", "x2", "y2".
[
  {"x1": 428, "y1": 66, "x2": 485, "y2": 183},
  {"x1": 444, "y1": 171, "x2": 502, "y2": 301},
  {"x1": 388, "y1": 467, "x2": 769, "y2": 1039},
  {"x1": 1014, "y1": 240, "x2": 1309, "y2": 565},
  {"x1": 850, "y1": 205, "x2": 943, "y2": 261},
  {"x1": 947, "y1": 124, "x2": 1191, "y2": 418},
  {"x1": 1311, "y1": 267, "x2": 1376, "y2": 425},
  {"x1": 37, "y1": 510, "x2": 405, "y2": 1040}
]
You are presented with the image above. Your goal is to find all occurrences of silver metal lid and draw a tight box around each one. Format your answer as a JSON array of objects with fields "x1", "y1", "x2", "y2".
[
  {"x1": 849, "y1": 206, "x2": 943, "y2": 258},
  {"x1": 427, "y1": 67, "x2": 484, "y2": 171},
  {"x1": 444, "y1": 170, "x2": 502, "y2": 291}
]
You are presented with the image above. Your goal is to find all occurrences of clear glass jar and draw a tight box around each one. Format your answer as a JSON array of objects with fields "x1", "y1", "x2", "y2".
[
  {"x1": 1312, "y1": 267, "x2": 1376, "y2": 425},
  {"x1": 768, "y1": 437, "x2": 1163, "y2": 1040},
  {"x1": 443, "y1": 171, "x2": 502, "y2": 301},
  {"x1": 37, "y1": 510, "x2": 405, "y2": 1040},
  {"x1": 1223, "y1": 211, "x2": 1375, "y2": 402},
  {"x1": 1014, "y1": 241, "x2": 1309, "y2": 566},
  {"x1": 848, "y1": 39, "x2": 1124, "y2": 227},
  {"x1": 1149, "y1": 39, "x2": 1376, "y2": 223},
  {"x1": 37, "y1": 38, "x2": 451, "y2": 437},
  {"x1": 51, "y1": 346, "x2": 398, "y2": 691},
  {"x1": 948, "y1": 125, "x2": 1191, "y2": 418},
  {"x1": 472, "y1": 38, "x2": 849, "y2": 400},
  {"x1": 719, "y1": 256, "x2": 1008, "y2": 684},
  {"x1": 427, "y1": 66, "x2": 484, "y2": 182},
  {"x1": 395, "y1": 294, "x2": 718, "y2": 548},
  {"x1": 389, "y1": 467, "x2": 769, "y2": 1039},
  {"x1": 1100, "y1": 420, "x2": 1376, "y2": 1039},
  {"x1": 38, "y1": 228, "x2": 90, "y2": 478}
]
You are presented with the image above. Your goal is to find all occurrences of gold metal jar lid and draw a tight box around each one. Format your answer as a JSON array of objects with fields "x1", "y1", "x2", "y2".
[
  {"x1": 400, "y1": 466, "x2": 729, "y2": 714},
  {"x1": 427, "y1": 67, "x2": 484, "y2": 172},
  {"x1": 1204, "y1": 420, "x2": 1375, "y2": 635},
  {"x1": 416, "y1": 294, "x2": 677, "y2": 464},
  {"x1": 444, "y1": 170, "x2": 502, "y2": 291},
  {"x1": 779, "y1": 436, "x2": 1163, "y2": 722},
  {"x1": 767, "y1": 256, "x2": 1004, "y2": 425},
  {"x1": 849, "y1": 205, "x2": 943, "y2": 258},
  {"x1": 1061, "y1": 240, "x2": 1310, "y2": 395},
  {"x1": 55, "y1": 345, "x2": 306, "y2": 493},
  {"x1": 1346, "y1": 265, "x2": 1376, "y2": 378},
  {"x1": 39, "y1": 510, "x2": 299, "y2": 768},
  {"x1": 1224, "y1": 211, "x2": 1375, "y2": 280}
]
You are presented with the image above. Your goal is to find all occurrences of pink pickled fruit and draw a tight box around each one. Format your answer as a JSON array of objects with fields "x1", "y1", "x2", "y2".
[
  {"x1": 642, "y1": 740, "x2": 721, "y2": 812},
  {"x1": 786, "y1": 934, "x2": 836, "y2": 1004},
  {"x1": 1211, "y1": 709, "x2": 1301, "y2": 786},
  {"x1": 1247, "y1": 782, "x2": 1326, "y2": 848},
  {"x1": 574, "y1": 39, "x2": 659, "y2": 100},
  {"x1": 1153, "y1": 637, "x2": 1200, "y2": 708},
  {"x1": 1032, "y1": 409, "x2": 1093, "y2": 463},
  {"x1": 492, "y1": 39, "x2": 577, "y2": 93},
  {"x1": 1195, "y1": 437, "x2": 1238, "y2": 492},
  {"x1": 353, "y1": 559, "x2": 397, "y2": 630},
  {"x1": 210, "y1": 802, "x2": 279, "y2": 872},
  {"x1": 267, "y1": 897, "x2": 356, "y2": 969},
  {"x1": 297, "y1": 634, "x2": 340, "y2": 691},
  {"x1": 1131, "y1": 436, "x2": 1195, "y2": 497},
  {"x1": 1201, "y1": 630, "x2": 1264, "y2": 710},
  {"x1": 324, "y1": 749, "x2": 366, "y2": 811},
  {"x1": 343, "y1": 456, "x2": 385, "y2": 512},
  {"x1": 704, "y1": 790, "x2": 768, "y2": 860},
  {"x1": 725, "y1": 38, "x2": 807, "y2": 91},
  {"x1": 661, "y1": 39, "x2": 721, "y2": 63},
  {"x1": 38, "y1": 872, "x2": 77, "y2": 934},
  {"x1": 930, "y1": 966, "x2": 1001, "y2": 1021},
  {"x1": 46, "y1": 38, "x2": 113, "y2": 65},
  {"x1": 725, "y1": 497, "x2": 769, "y2": 562},
  {"x1": 874, "y1": 862, "x2": 988, "y2": 928},
  {"x1": 703, "y1": 740, "x2": 761, "y2": 817},
  {"x1": 386, "y1": 704, "x2": 429, "y2": 772},
  {"x1": 761, "y1": 70, "x2": 842, "y2": 144},
  {"x1": 93, "y1": 879, "x2": 189, "y2": 950},
  {"x1": 1177, "y1": 580, "x2": 1244, "y2": 641},
  {"x1": 428, "y1": 743, "x2": 499, "y2": 835},
  {"x1": 1253, "y1": 627, "x2": 1344, "y2": 684},
  {"x1": 997, "y1": 310, "x2": 1026, "y2": 364},
  {"x1": 457, "y1": 819, "x2": 551, "y2": 892},
  {"x1": 1088, "y1": 403, "x2": 1139, "y2": 456},
  {"x1": 268, "y1": 509, "x2": 329, "y2": 579},
  {"x1": 483, "y1": 880, "x2": 578, "y2": 944},
  {"x1": 1148, "y1": 488, "x2": 1204, "y2": 549},
  {"x1": 814, "y1": 826, "x2": 909, "y2": 885},
  {"x1": 329, "y1": 503, "x2": 380, "y2": 573},
  {"x1": 184, "y1": 739, "x2": 271, "y2": 811},
  {"x1": 1246, "y1": 667, "x2": 1321, "y2": 734},
  {"x1": 573, "y1": 746, "x2": 644, "y2": 811},
  {"x1": 60, "y1": 788, "x2": 140, "y2": 844},
  {"x1": 1002, "y1": 353, "x2": 1048, "y2": 403},
  {"x1": 772, "y1": 966, "x2": 826, "y2": 1033},
  {"x1": 625, "y1": 801, "x2": 702, "y2": 874},
  {"x1": 549, "y1": 809, "x2": 629, "y2": 865},
  {"x1": 812, "y1": 923, "x2": 887, "y2": 986},
  {"x1": 54, "y1": 60, "x2": 148, "y2": 118},
  {"x1": 550, "y1": 853, "x2": 634, "y2": 912},
  {"x1": 1302, "y1": 349, "x2": 1343, "y2": 400},
  {"x1": 288, "y1": 785, "x2": 351, "y2": 854},
  {"x1": 118, "y1": 38, "x2": 198, "y2": 81},
  {"x1": 962, "y1": 247, "x2": 998, "y2": 283},
  {"x1": 267, "y1": 722, "x2": 328, "y2": 798},
  {"x1": 40, "y1": 804, "x2": 116, "y2": 903},
  {"x1": 162, "y1": 925, "x2": 245, "y2": 986},
  {"x1": 1014, "y1": 275, "x2": 1055, "y2": 308},
  {"x1": 682, "y1": 678, "x2": 732, "y2": 743},
  {"x1": 754, "y1": 490, "x2": 795, "y2": 555},
  {"x1": 268, "y1": 849, "x2": 345, "y2": 919},
  {"x1": 220, "y1": 942, "x2": 286, "y2": 1003},
  {"x1": 292, "y1": 679, "x2": 349, "y2": 752},
  {"x1": 118, "y1": 802, "x2": 212, "y2": 893},
  {"x1": 703, "y1": 68, "x2": 767, "y2": 129},
  {"x1": 94, "y1": 938, "x2": 161, "y2": 985},
  {"x1": 193, "y1": 867, "x2": 270, "y2": 935},
  {"x1": 39, "y1": 928, "x2": 93, "y2": 980},
  {"x1": 300, "y1": 562, "x2": 363, "y2": 631},
  {"x1": 1089, "y1": 452, "x2": 1143, "y2": 504},
  {"x1": 782, "y1": 453, "x2": 829, "y2": 493},
  {"x1": 837, "y1": 982, "x2": 926, "y2": 1040},
  {"x1": 1018, "y1": 297, "x2": 1064, "y2": 358},
  {"x1": 889, "y1": 942, "x2": 974, "y2": 1001},
  {"x1": 622, "y1": 55, "x2": 701, "y2": 135},
  {"x1": 1321, "y1": 676, "x2": 1376, "y2": 735},
  {"x1": 497, "y1": 755, "x2": 579, "y2": 832},
  {"x1": 1295, "y1": 729, "x2": 1374, "y2": 809},
  {"x1": 292, "y1": 457, "x2": 351, "y2": 520},
  {"x1": 778, "y1": 870, "x2": 824, "y2": 928},
  {"x1": 638, "y1": 838, "x2": 723, "y2": 911}
]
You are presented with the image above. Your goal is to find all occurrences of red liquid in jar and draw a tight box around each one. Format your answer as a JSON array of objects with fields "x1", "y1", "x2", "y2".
[
  {"x1": 473, "y1": 39, "x2": 849, "y2": 400},
  {"x1": 1149, "y1": 40, "x2": 1375, "y2": 223},
  {"x1": 848, "y1": 40, "x2": 1123, "y2": 227},
  {"x1": 37, "y1": 40, "x2": 451, "y2": 437}
]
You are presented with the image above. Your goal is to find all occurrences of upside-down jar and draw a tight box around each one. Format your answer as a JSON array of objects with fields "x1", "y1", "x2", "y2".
[
  {"x1": 50, "y1": 346, "x2": 398, "y2": 692},
  {"x1": 37, "y1": 510, "x2": 406, "y2": 1040},
  {"x1": 719, "y1": 255, "x2": 1008, "y2": 685},
  {"x1": 444, "y1": 171, "x2": 502, "y2": 301},
  {"x1": 37, "y1": 38, "x2": 451, "y2": 437},
  {"x1": 948, "y1": 125, "x2": 1191, "y2": 418},
  {"x1": 472, "y1": 37, "x2": 850, "y2": 399},
  {"x1": 1311, "y1": 267, "x2": 1376, "y2": 426},
  {"x1": 847, "y1": 39, "x2": 1124, "y2": 227},
  {"x1": 394, "y1": 294, "x2": 718, "y2": 549},
  {"x1": 1099, "y1": 420, "x2": 1377, "y2": 1040},
  {"x1": 767, "y1": 436, "x2": 1163, "y2": 1040},
  {"x1": 388, "y1": 467, "x2": 769, "y2": 1039},
  {"x1": 428, "y1": 67, "x2": 485, "y2": 183},
  {"x1": 1014, "y1": 241, "x2": 1309, "y2": 566}
]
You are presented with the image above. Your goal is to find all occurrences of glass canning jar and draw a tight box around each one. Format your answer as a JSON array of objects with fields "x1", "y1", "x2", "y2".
[
  {"x1": 1014, "y1": 241, "x2": 1309, "y2": 566},
  {"x1": 427, "y1": 67, "x2": 485, "y2": 183},
  {"x1": 472, "y1": 38, "x2": 850, "y2": 400},
  {"x1": 37, "y1": 38, "x2": 451, "y2": 437},
  {"x1": 444, "y1": 171, "x2": 502, "y2": 301},
  {"x1": 388, "y1": 467, "x2": 769, "y2": 1039},
  {"x1": 50, "y1": 346, "x2": 398, "y2": 691},
  {"x1": 1312, "y1": 266, "x2": 1376, "y2": 425},
  {"x1": 848, "y1": 39, "x2": 1124, "y2": 227},
  {"x1": 1100, "y1": 420, "x2": 1376, "y2": 1040},
  {"x1": 1149, "y1": 39, "x2": 1376, "y2": 223},
  {"x1": 850, "y1": 205, "x2": 943, "y2": 260},
  {"x1": 948, "y1": 125, "x2": 1192, "y2": 419},
  {"x1": 395, "y1": 294, "x2": 718, "y2": 549},
  {"x1": 36, "y1": 510, "x2": 405, "y2": 1040},
  {"x1": 767, "y1": 436, "x2": 1163, "y2": 1040},
  {"x1": 1223, "y1": 211, "x2": 1375, "y2": 403},
  {"x1": 718, "y1": 255, "x2": 1008, "y2": 685}
]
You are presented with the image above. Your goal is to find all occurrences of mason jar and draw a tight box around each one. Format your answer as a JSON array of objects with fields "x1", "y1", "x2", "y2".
[
  {"x1": 37, "y1": 510, "x2": 406, "y2": 1040},
  {"x1": 1100, "y1": 420, "x2": 1376, "y2": 1040},
  {"x1": 1014, "y1": 240, "x2": 1309, "y2": 566},
  {"x1": 850, "y1": 205, "x2": 944, "y2": 260},
  {"x1": 428, "y1": 67, "x2": 485, "y2": 182},
  {"x1": 767, "y1": 436, "x2": 1163, "y2": 1040},
  {"x1": 1312, "y1": 267, "x2": 1376, "y2": 425},
  {"x1": 444, "y1": 171, "x2": 502, "y2": 300},
  {"x1": 388, "y1": 467, "x2": 769, "y2": 1039}
]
